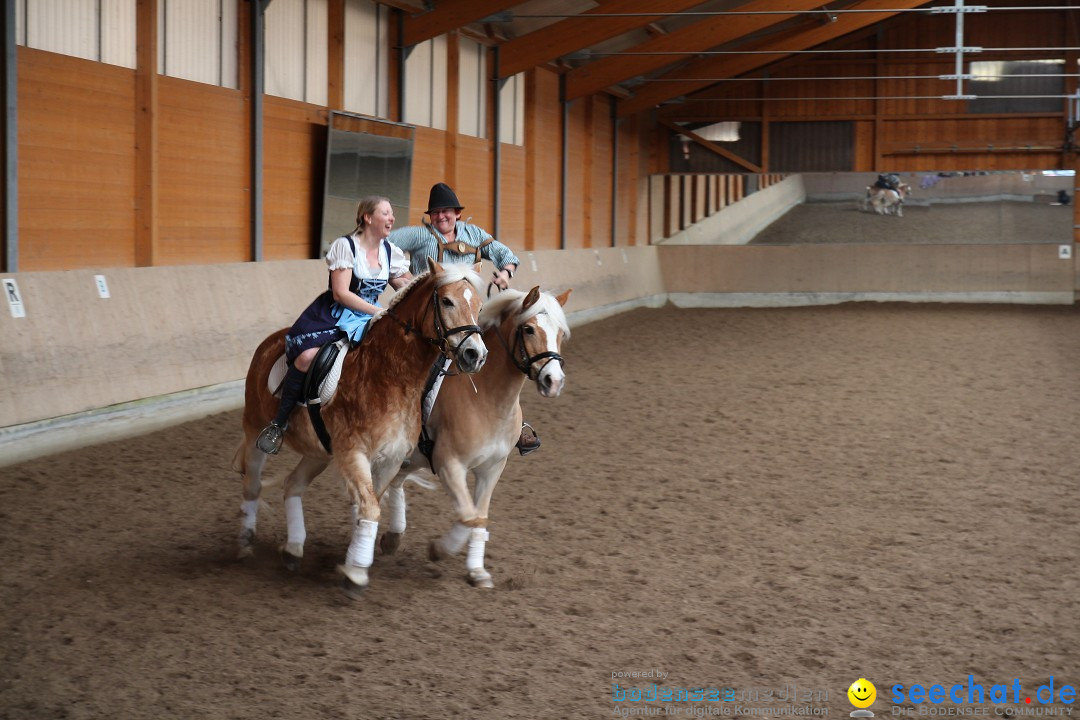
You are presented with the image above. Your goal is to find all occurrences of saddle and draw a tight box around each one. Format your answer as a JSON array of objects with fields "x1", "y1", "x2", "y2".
[{"x1": 267, "y1": 339, "x2": 349, "y2": 453}]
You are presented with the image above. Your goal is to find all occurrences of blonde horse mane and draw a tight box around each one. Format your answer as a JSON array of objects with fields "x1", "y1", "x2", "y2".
[
  {"x1": 368, "y1": 263, "x2": 485, "y2": 332},
  {"x1": 480, "y1": 288, "x2": 571, "y2": 338}
]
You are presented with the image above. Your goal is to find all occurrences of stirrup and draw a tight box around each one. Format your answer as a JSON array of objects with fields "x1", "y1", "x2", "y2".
[
  {"x1": 516, "y1": 422, "x2": 541, "y2": 456},
  {"x1": 256, "y1": 423, "x2": 285, "y2": 455}
]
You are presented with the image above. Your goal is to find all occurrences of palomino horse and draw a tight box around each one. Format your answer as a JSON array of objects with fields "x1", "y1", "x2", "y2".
[
  {"x1": 865, "y1": 182, "x2": 912, "y2": 216},
  {"x1": 376, "y1": 286, "x2": 571, "y2": 588},
  {"x1": 232, "y1": 258, "x2": 488, "y2": 596}
]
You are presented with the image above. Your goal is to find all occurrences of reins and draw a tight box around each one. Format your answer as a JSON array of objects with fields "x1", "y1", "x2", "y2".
[{"x1": 385, "y1": 283, "x2": 482, "y2": 369}]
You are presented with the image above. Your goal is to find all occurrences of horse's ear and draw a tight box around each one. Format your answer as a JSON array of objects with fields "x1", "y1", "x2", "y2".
[
  {"x1": 472, "y1": 262, "x2": 483, "y2": 274},
  {"x1": 427, "y1": 256, "x2": 443, "y2": 275},
  {"x1": 522, "y1": 286, "x2": 541, "y2": 310},
  {"x1": 555, "y1": 288, "x2": 572, "y2": 307}
]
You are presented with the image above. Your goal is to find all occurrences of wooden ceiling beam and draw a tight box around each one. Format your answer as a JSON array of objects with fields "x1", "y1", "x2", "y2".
[
  {"x1": 617, "y1": 0, "x2": 935, "y2": 116},
  {"x1": 497, "y1": 0, "x2": 706, "y2": 79},
  {"x1": 566, "y1": 0, "x2": 829, "y2": 102},
  {"x1": 658, "y1": 118, "x2": 763, "y2": 173},
  {"x1": 402, "y1": 0, "x2": 519, "y2": 47}
]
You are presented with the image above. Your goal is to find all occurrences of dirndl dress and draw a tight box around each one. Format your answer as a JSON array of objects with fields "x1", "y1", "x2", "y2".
[{"x1": 283, "y1": 236, "x2": 402, "y2": 362}]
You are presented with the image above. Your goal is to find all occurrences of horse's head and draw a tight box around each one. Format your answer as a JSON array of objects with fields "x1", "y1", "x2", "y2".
[
  {"x1": 427, "y1": 257, "x2": 488, "y2": 374},
  {"x1": 481, "y1": 286, "x2": 571, "y2": 398}
]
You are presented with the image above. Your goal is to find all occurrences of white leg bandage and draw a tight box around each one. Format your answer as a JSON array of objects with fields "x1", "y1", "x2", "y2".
[
  {"x1": 284, "y1": 496, "x2": 306, "y2": 547},
  {"x1": 383, "y1": 485, "x2": 407, "y2": 534},
  {"x1": 345, "y1": 519, "x2": 378, "y2": 568},
  {"x1": 466, "y1": 528, "x2": 489, "y2": 572},
  {"x1": 441, "y1": 522, "x2": 472, "y2": 556},
  {"x1": 241, "y1": 500, "x2": 258, "y2": 531}
]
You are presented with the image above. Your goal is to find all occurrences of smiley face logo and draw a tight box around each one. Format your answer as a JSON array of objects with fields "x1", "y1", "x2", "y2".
[{"x1": 848, "y1": 678, "x2": 877, "y2": 709}]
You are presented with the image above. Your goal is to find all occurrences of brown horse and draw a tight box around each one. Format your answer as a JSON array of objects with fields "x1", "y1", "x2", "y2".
[
  {"x1": 232, "y1": 258, "x2": 488, "y2": 596},
  {"x1": 376, "y1": 286, "x2": 571, "y2": 588}
]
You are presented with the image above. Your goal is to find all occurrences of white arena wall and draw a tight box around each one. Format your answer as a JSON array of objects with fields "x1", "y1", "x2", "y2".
[{"x1": 2, "y1": 236, "x2": 1077, "y2": 468}]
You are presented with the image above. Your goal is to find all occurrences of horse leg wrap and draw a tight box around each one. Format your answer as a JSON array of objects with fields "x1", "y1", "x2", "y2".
[
  {"x1": 345, "y1": 519, "x2": 379, "y2": 568},
  {"x1": 284, "y1": 496, "x2": 306, "y2": 555},
  {"x1": 240, "y1": 500, "x2": 259, "y2": 532},
  {"x1": 466, "y1": 528, "x2": 489, "y2": 572},
  {"x1": 383, "y1": 485, "x2": 407, "y2": 534}
]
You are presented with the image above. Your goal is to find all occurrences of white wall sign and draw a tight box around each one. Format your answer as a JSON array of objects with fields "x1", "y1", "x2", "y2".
[
  {"x1": 3, "y1": 278, "x2": 25, "y2": 318},
  {"x1": 94, "y1": 275, "x2": 111, "y2": 298},
  {"x1": 1058, "y1": 245, "x2": 1072, "y2": 260}
]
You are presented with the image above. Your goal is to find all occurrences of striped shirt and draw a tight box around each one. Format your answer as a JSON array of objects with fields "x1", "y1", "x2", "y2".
[{"x1": 388, "y1": 221, "x2": 521, "y2": 278}]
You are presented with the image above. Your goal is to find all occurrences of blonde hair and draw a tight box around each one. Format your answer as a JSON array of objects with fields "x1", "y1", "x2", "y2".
[{"x1": 352, "y1": 195, "x2": 392, "y2": 235}]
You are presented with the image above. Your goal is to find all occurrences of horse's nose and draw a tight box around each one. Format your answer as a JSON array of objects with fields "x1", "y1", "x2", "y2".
[
  {"x1": 458, "y1": 339, "x2": 487, "y2": 373},
  {"x1": 540, "y1": 371, "x2": 564, "y2": 397}
]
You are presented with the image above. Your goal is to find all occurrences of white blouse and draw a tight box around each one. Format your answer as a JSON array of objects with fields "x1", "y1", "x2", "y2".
[{"x1": 325, "y1": 234, "x2": 410, "y2": 279}]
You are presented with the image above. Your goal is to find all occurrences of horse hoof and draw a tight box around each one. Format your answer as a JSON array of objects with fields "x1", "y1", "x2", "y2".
[
  {"x1": 380, "y1": 532, "x2": 402, "y2": 556},
  {"x1": 339, "y1": 575, "x2": 368, "y2": 600},
  {"x1": 337, "y1": 564, "x2": 369, "y2": 600},
  {"x1": 280, "y1": 549, "x2": 302, "y2": 573},
  {"x1": 236, "y1": 545, "x2": 254, "y2": 561},
  {"x1": 467, "y1": 570, "x2": 494, "y2": 589},
  {"x1": 428, "y1": 539, "x2": 451, "y2": 563}
]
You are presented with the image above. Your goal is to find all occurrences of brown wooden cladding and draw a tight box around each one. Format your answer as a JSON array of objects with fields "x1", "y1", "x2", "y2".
[
  {"x1": 263, "y1": 97, "x2": 327, "y2": 260},
  {"x1": 457, "y1": 135, "x2": 493, "y2": 230},
  {"x1": 155, "y1": 77, "x2": 249, "y2": 265},
  {"x1": 499, "y1": 144, "x2": 526, "y2": 246},
  {"x1": 19, "y1": 49, "x2": 137, "y2": 270},
  {"x1": 660, "y1": 3, "x2": 1072, "y2": 173},
  {"x1": 408, "y1": 126, "x2": 448, "y2": 226},
  {"x1": 525, "y1": 68, "x2": 562, "y2": 251},
  {"x1": 15, "y1": 41, "x2": 651, "y2": 271}
]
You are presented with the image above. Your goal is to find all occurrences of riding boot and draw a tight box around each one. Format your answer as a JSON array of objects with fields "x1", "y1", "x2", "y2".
[
  {"x1": 516, "y1": 421, "x2": 541, "y2": 456},
  {"x1": 256, "y1": 365, "x2": 306, "y2": 455}
]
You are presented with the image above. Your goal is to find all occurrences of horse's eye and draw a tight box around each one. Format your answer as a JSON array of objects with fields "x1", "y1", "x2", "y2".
[
  {"x1": 522, "y1": 325, "x2": 535, "y2": 335},
  {"x1": 440, "y1": 296, "x2": 454, "y2": 308}
]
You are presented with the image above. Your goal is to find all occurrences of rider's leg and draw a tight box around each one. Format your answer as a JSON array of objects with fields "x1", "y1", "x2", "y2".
[{"x1": 256, "y1": 347, "x2": 318, "y2": 455}]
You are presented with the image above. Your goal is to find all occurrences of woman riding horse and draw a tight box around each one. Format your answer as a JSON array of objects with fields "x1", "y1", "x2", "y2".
[{"x1": 234, "y1": 258, "x2": 488, "y2": 597}]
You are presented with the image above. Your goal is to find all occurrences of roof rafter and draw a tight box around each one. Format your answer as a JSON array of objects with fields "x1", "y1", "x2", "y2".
[
  {"x1": 403, "y1": 0, "x2": 519, "y2": 47},
  {"x1": 617, "y1": 0, "x2": 936, "y2": 116},
  {"x1": 497, "y1": 0, "x2": 707, "y2": 79},
  {"x1": 658, "y1": 119, "x2": 763, "y2": 172},
  {"x1": 565, "y1": 0, "x2": 830, "y2": 102}
]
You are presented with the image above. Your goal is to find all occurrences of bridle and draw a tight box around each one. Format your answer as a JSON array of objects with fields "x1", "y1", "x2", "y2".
[
  {"x1": 497, "y1": 314, "x2": 564, "y2": 381},
  {"x1": 386, "y1": 281, "x2": 482, "y2": 369}
]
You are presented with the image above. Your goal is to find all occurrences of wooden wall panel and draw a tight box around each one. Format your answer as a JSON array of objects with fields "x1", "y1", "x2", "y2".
[
  {"x1": 455, "y1": 135, "x2": 493, "y2": 230},
  {"x1": 407, "y1": 126, "x2": 447, "y2": 226},
  {"x1": 263, "y1": 97, "x2": 326, "y2": 260},
  {"x1": 616, "y1": 114, "x2": 643, "y2": 246},
  {"x1": 659, "y1": 6, "x2": 1073, "y2": 173},
  {"x1": 18, "y1": 49, "x2": 137, "y2": 270},
  {"x1": 525, "y1": 68, "x2": 562, "y2": 251},
  {"x1": 591, "y1": 97, "x2": 613, "y2": 248},
  {"x1": 156, "y1": 77, "x2": 248, "y2": 265},
  {"x1": 564, "y1": 99, "x2": 587, "y2": 250},
  {"x1": 499, "y1": 144, "x2": 527, "y2": 247}
]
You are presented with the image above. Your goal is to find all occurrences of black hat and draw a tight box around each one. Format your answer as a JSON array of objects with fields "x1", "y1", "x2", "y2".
[{"x1": 426, "y1": 183, "x2": 464, "y2": 213}]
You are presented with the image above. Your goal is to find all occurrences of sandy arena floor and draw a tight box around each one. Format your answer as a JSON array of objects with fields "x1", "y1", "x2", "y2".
[
  {"x1": 2, "y1": 303, "x2": 1079, "y2": 719},
  {"x1": 750, "y1": 201, "x2": 1071, "y2": 245}
]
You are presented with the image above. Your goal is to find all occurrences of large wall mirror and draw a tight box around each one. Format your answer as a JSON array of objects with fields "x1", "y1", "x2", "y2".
[
  {"x1": 320, "y1": 112, "x2": 415, "y2": 256},
  {"x1": 752, "y1": 171, "x2": 1073, "y2": 245}
]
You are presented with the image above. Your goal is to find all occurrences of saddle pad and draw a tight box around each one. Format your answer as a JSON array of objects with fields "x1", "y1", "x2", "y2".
[{"x1": 266, "y1": 340, "x2": 349, "y2": 407}]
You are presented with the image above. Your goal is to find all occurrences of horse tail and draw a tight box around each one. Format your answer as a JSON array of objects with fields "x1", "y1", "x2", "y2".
[{"x1": 402, "y1": 470, "x2": 438, "y2": 490}]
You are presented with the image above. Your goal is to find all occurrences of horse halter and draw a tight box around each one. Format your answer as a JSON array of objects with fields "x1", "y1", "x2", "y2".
[
  {"x1": 499, "y1": 316, "x2": 563, "y2": 381},
  {"x1": 388, "y1": 282, "x2": 482, "y2": 367}
]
